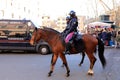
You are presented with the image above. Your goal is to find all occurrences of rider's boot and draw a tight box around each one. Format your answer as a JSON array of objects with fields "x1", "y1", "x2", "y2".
[{"x1": 64, "y1": 41, "x2": 72, "y2": 55}]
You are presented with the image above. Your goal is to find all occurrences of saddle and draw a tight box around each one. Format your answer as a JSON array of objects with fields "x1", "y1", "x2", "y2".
[
  {"x1": 61, "y1": 32, "x2": 85, "y2": 53},
  {"x1": 71, "y1": 33, "x2": 85, "y2": 52}
]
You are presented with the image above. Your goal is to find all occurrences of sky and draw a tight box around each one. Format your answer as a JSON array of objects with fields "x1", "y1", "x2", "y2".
[
  {"x1": 38, "y1": 0, "x2": 95, "y2": 19},
  {"x1": 32, "y1": 0, "x2": 119, "y2": 26},
  {"x1": 38, "y1": 0, "x2": 89, "y2": 18},
  {"x1": 0, "y1": 0, "x2": 120, "y2": 26},
  {"x1": 37, "y1": 0, "x2": 119, "y2": 19}
]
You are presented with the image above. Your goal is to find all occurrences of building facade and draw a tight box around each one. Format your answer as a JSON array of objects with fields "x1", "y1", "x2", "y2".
[
  {"x1": 41, "y1": 15, "x2": 86, "y2": 32},
  {"x1": 0, "y1": 0, "x2": 41, "y2": 25}
]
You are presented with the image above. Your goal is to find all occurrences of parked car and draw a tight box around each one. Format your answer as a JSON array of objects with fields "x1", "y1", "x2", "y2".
[{"x1": 0, "y1": 19, "x2": 52, "y2": 54}]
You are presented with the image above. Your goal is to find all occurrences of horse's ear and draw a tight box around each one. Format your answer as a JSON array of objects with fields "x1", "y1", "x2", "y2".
[
  {"x1": 35, "y1": 27, "x2": 37, "y2": 31},
  {"x1": 40, "y1": 26, "x2": 45, "y2": 29}
]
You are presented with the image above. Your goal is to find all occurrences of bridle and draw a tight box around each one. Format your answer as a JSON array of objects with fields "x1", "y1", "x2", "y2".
[{"x1": 33, "y1": 28, "x2": 38, "y2": 45}]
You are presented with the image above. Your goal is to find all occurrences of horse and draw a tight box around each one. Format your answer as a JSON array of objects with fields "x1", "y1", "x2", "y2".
[
  {"x1": 60, "y1": 52, "x2": 85, "y2": 67},
  {"x1": 30, "y1": 27, "x2": 106, "y2": 77}
]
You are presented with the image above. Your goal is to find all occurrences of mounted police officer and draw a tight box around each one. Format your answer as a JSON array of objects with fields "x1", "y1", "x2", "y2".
[
  {"x1": 62, "y1": 16, "x2": 71, "y2": 38},
  {"x1": 63, "y1": 10, "x2": 78, "y2": 54}
]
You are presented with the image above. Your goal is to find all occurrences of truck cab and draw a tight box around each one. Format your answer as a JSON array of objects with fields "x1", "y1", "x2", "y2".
[{"x1": 0, "y1": 19, "x2": 51, "y2": 54}]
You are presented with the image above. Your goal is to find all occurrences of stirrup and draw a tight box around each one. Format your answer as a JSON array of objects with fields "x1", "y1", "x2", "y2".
[
  {"x1": 69, "y1": 40, "x2": 73, "y2": 44},
  {"x1": 64, "y1": 51, "x2": 70, "y2": 55}
]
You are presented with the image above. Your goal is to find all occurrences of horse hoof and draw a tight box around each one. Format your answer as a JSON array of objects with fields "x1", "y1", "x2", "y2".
[
  {"x1": 66, "y1": 70, "x2": 70, "y2": 77},
  {"x1": 79, "y1": 63, "x2": 82, "y2": 66},
  {"x1": 48, "y1": 71, "x2": 53, "y2": 77},
  {"x1": 87, "y1": 72, "x2": 94, "y2": 75},
  {"x1": 87, "y1": 69, "x2": 94, "y2": 75},
  {"x1": 48, "y1": 74, "x2": 51, "y2": 77},
  {"x1": 66, "y1": 73, "x2": 70, "y2": 77}
]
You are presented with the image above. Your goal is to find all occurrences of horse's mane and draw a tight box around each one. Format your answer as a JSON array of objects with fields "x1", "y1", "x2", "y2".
[
  {"x1": 42, "y1": 27, "x2": 65, "y2": 46},
  {"x1": 43, "y1": 27, "x2": 60, "y2": 34}
]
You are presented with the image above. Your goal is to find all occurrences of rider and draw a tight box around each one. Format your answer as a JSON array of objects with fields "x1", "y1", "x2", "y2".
[
  {"x1": 63, "y1": 10, "x2": 78, "y2": 54},
  {"x1": 62, "y1": 16, "x2": 71, "y2": 38},
  {"x1": 66, "y1": 16, "x2": 71, "y2": 24}
]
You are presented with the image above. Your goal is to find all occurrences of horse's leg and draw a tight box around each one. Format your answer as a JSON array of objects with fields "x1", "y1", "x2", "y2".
[
  {"x1": 61, "y1": 63, "x2": 64, "y2": 67},
  {"x1": 59, "y1": 53, "x2": 70, "y2": 77},
  {"x1": 60, "y1": 54, "x2": 64, "y2": 67},
  {"x1": 86, "y1": 51, "x2": 96, "y2": 75},
  {"x1": 62, "y1": 52, "x2": 85, "y2": 67},
  {"x1": 48, "y1": 53, "x2": 58, "y2": 77},
  {"x1": 79, "y1": 52, "x2": 85, "y2": 66},
  {"x1": 51, "y1": 54, "x2": 54, "y2": 64}
]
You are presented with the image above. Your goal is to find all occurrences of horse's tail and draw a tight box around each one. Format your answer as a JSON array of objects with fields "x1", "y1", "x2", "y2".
[{"x1": 97, "y1": 37, "x2": 106, "y2": 68}]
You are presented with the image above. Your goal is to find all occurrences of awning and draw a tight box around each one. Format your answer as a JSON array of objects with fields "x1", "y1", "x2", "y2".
[{"x1": 87, "y1": 21, "x2": 111, "y2": 28}]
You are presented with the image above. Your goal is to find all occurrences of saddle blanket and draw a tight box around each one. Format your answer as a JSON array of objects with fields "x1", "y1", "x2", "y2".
[{"x1": 65, "y1": 32, "x2": 83, "y2": 43}]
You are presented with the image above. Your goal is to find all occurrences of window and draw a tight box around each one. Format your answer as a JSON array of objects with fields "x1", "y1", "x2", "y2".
[
  {"x1": 24, "y1": 7, "x2": 26, "y2": 12},
  {"x1": 16, "y1": 26, "x2": 23, "y2": 29},
  {"x1": 0, "y1": 26, "x2": 6, "y2": 28}
]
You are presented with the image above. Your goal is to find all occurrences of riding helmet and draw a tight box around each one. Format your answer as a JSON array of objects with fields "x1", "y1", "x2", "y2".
[{"x1": 69, "y1": 10, "x2": 76, "y2": 16}]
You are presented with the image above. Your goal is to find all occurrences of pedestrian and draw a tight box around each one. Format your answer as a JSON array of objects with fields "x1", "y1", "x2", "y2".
[
  {"x1": 106, "y1": 29, "x2": 112, "y2": 46},
  {"x1": 101, "y1": 29, "x2": 107, "y2": 45}
]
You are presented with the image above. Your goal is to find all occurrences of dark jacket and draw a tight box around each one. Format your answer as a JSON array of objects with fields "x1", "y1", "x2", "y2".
[
  {"x1": 63, "y1": 22, "x2": 69, "y2": 33},
  {"x1": 66, "y1": 17, "x2": 78, "y2": 35},
  {"x1": 106, "y1": 32, "x2": 112, "y2": 41},
  {"x1": 101, "y1": 31, "x2": 107, "y2": 41}
]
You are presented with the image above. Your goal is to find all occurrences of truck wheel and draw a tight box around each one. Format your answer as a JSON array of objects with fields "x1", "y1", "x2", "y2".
[{"x1": 38, "y1": 45, "x2": 50, "y2": 55}]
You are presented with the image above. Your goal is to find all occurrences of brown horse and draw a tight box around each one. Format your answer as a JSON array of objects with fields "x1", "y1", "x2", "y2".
[
  {"x1": 60, "y1": 52, "x2": 85, "y2": 67},
  {"x1": 30, "y1": 27, "x2": 106, "y2": 77}
]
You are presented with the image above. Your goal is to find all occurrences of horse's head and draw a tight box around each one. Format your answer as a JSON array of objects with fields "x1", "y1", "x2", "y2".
[
  {"x1": 30, "y1": 27, "x2": 42, "y2": 45},
  {"x1": 30, "y1": 27, "x2": 61, "y2": 46}
]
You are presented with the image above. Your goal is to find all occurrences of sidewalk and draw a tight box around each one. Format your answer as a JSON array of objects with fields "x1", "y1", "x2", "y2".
[{"x1": 105, "y1": 45, "x2": 120, "y2": 49}]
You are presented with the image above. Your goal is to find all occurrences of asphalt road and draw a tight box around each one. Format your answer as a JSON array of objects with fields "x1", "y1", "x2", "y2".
[{"x1": 0, "y1": 48, "x2": 119, "y2": 80}]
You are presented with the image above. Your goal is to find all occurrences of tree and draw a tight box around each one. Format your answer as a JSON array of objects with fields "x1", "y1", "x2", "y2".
[{"x1": 115, "y1": 6, "x2": 120, "y2": 26}]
